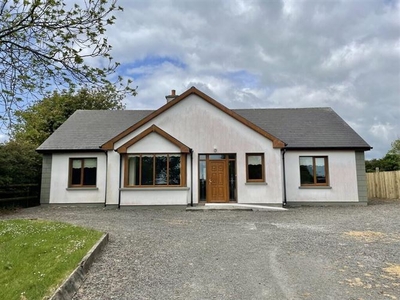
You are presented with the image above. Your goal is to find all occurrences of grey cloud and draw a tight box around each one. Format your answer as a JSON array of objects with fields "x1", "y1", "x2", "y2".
[{"x1": 107, "y1": 0, "x2": 399, "y2": 158}]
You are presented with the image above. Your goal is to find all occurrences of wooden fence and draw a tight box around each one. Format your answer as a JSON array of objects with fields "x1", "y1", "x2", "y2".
[
  {"x1": 0, "y1": 184, "x2": 40, "y2": 208},
  {"x1": 366, "y1": 170, "x2": 400, "y2": 199}
]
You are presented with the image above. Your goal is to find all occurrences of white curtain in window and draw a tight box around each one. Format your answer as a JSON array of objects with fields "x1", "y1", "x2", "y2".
[
  {"x1": 72, "y1": 160, "x2": 82, "y2": 169},
  {"x1": 84, "y1": 158, "x2": 97, "y2": 168},
  {"x1": 248, "y1": 155, "x2": 261, "y2": 165},
  {"x1": 129, "y1": 156, "x2": 138, "y2": 185}
]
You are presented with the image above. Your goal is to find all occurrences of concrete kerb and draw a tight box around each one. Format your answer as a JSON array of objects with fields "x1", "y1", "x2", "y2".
[{"x1": 49, "y1": 233, "x2": 109, "y2": 300}]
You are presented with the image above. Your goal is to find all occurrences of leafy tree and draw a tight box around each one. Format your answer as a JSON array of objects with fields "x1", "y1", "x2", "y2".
[
  {"x1": 1, "y1": 86, "x2": 124, "y2": 186},
  {"x1": 13, "y1": 87, "x2": 125, "y2": 146},
  {"x1": 0, "y1": 0, "x2": 135, "y2": 130},
  {"x1": 0, "y1": 141, "x2": 42, "y2": 186},
  {"x1": 365, "y1": 139, "x2": 400, "y2": 172}
]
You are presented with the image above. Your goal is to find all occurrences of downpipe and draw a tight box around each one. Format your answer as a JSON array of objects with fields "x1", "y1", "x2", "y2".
[{"x1": 282, "y1": 148, "x2": 287, "y2": 207}]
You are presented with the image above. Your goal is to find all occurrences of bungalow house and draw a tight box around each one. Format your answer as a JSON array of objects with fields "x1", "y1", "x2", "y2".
[{"x1": 37, "y1": 86, "x2": 371, "y2": 207}]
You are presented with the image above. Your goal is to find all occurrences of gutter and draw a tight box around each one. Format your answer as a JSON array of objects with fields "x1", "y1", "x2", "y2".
[
  {"x1": 190, "y1": 149, "x2": 194, "y2": 207},
  {"x1": 281, "y1": 148, "x2": 287, "y2": 207}
]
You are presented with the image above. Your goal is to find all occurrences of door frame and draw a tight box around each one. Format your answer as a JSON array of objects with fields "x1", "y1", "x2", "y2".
[{"x1": 198, "y1": 154, "x2": 237, "y2": 203}]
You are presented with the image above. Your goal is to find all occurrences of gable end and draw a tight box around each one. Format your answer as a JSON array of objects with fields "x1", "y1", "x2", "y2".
[
  {"x1": 116, "y1": 124, "x2": 191, "y2": 154},
  {"x1": 101, "y1": 87, "x2": 286, "y2": 150}
]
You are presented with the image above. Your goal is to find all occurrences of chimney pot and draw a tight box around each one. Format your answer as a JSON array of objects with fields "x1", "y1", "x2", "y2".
[{"x1": 165, "y1": 89, "x2": 179, "y2": 103}]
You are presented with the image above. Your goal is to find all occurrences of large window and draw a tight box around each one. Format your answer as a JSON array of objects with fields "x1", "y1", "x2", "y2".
[
  {"x1": 125, "y1": 154, "x2": 183, "y2": 187},
  {"x1": 246, "y1": 154, "x2": 265, "y2": 182},
  {"x1": 69, "y1": 158, "x2": 97, "y2": 187},
  {"x1": 299, "y1": 156, "x2": 329, "y2": 186}
]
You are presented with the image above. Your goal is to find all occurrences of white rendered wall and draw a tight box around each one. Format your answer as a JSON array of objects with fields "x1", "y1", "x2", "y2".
[
  {"x1": 285, "y1": 150, "x2": 359, "y2": 202},
  {"x1": 106, "y1": 150, "x2": 119, "y2": 205},
  {"x1": 120, "y1": 188, "x2": 189, "y2": 205},
  {"x1": 126, "y1": 132, "x2": 180, "y2": 153},
  {"x1": 113, "y1": 94, "x2": 283, "y2": 205},
  {"x1": 49, "y1": 152, "x2": 106, "y2": 204}
]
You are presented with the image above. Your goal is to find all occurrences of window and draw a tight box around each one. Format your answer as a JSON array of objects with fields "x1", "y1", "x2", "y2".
[
  {"x1": 125, "y1": 154, "x2": 183, "y2": 187},
  {"x1": 299, "y1": 156, "x2": 329, "y2": 186},
  {"x1": 246, "y1": 154, "x2": 265, "y2": 182},
  {"x1": 69, "y1": 158, "x2": 97, "y2": 187}
]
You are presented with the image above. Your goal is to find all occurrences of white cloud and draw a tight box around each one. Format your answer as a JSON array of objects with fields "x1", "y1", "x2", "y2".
[{"x1": 105, "y1": 0, "x2": 400, "y2": 159}]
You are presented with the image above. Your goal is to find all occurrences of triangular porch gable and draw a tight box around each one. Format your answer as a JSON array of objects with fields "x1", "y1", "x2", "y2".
[
  {"x1": 116, "y1": 124, "x2": 190, "y2": 154},
  {"x1": 101, "y1": 86, "x2": 286, "y2": 150}
]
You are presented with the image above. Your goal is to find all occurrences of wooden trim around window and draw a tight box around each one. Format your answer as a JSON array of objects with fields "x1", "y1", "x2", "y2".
[
  {"x1": 68, "y1": 158, "x2": 97, "y2": 188},
  {"x1": 299, "y1": 156, "x2": 330, "y2": 186},
  {"x1": 116, "y1": 124, "x2": 190, "y2": 154},
  {"x1": 123, "y1": 153, "x2": 187, "y2": 188},
  {"x1": 246, "y1": 153, "x2": 265, "y2": 182},
  {"x1": 101, "y1": 87, "x2": 286, "y2": 150}
]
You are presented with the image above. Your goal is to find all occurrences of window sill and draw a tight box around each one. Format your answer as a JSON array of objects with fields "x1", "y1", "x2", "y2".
[
  {"x1": 66, "y1": 187, "x2": 98, "y2": 191},
  {"x1": 120, "y1": 187, "x2": 190, "y2": 191},
  {"x1": 298, "y1": 186, "x2": 332, "y2": 189},
  {"x1": 245, "y1": 182, "x2": 268, "y2": 185}
]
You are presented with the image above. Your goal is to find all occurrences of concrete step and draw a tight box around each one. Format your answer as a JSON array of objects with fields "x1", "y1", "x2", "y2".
[{"x1": 186, "y1": 203, "x2": 287, "y2": 211}]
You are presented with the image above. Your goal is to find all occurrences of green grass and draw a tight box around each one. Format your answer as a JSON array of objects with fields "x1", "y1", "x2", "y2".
[{"x1": 0, "y1": 219, "x2": 103, "y2": 300}]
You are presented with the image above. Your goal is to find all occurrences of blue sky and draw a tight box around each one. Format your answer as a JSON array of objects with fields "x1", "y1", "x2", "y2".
[{"x1": 2, "y1": 0, "x2": 398, "y2": 159}]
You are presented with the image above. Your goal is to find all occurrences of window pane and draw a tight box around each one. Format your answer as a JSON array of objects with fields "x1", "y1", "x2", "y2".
[
  {"x1": 247, "y1": 155, "x2": 263, "y2": 180},
  {"x1": 199, "y1": 154, "x2": 206, "y2": 160},
  {"x1": 209, "y1": 154, "x2": 225, "y2": 160},
  {"x1": 229, "y1": 161, "x2": 236, "y2": 200},
  {"x1": 228, "y1": 154, "x2": 236, "y2": 159},
  {"x1": 71, "y1": 159, "x2": 82, "y2": 185},
  {"x1": 83, "y1": 159, "x2": 96, "y2": 185},
  {"x1": 199, "y1": 160, "x2": 206, "y2": 201},
  {"x1": 128, "y1": 156, "x2": 140, "y2": 186},
  {"x1": 169, "y1": 155, "x2": 181, "y2": 185},
  {"x1": 300, "y1": 157, "x2": 314, "y2": 184},
  {"x1": 141, "y1": 155, "x2": 154, "y2": 185},
  {"x1": 155, "y1": 155, "x2": 167, "y2": 185},
  {"x1": 315, "y1": 157, "x2": 326, "y2": 183}
]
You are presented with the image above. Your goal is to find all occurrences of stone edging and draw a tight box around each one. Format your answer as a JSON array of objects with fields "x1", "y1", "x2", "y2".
[{"x1": 49, "y1": 233, "x2": 109, "y2": 300}]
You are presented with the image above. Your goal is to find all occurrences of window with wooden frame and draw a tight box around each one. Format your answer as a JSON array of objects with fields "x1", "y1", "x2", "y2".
[
  {"x1": 69, "y1": 158, "x2": 97, "y2": 187},
  {"x1": 125, "y1": 154, "x2": 185, "y2": 187},
  {"x1": 246, "y1": 153, "x2": 265, "y2": 182},
  {"x1": 299, "y1": 156, "x2": 329, "y2": 186}
]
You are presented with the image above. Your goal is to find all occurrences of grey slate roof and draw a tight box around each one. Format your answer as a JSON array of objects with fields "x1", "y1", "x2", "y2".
[
  {"x1": 234, "y1": 107, "x2": 371, "y2": 149},
  {"x1": 37, "y1": 110, "x2": 153, "y2": 151},
  {"x1": 37, "y1": 107, "x2": 371, "y2": 151}
]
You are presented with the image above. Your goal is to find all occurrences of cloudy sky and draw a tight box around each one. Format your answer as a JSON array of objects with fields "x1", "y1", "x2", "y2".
[{"x1": 105, "y1": 0, "x2": 399, "y2": 159}]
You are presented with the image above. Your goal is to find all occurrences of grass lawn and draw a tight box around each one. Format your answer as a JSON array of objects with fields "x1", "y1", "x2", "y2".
[{"x1": 0, "y1": 219, "x2": 103, "y2": 300}]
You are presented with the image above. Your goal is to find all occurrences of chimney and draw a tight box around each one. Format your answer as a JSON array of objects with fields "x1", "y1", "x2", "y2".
[{"x1": 165, "y1": 89, "x2": 178, "y2": 103}]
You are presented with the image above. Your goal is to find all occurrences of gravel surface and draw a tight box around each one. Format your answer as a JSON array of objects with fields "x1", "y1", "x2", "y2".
[{"x1": 2, "y1": 199, "x2": 400, "y2": 300}]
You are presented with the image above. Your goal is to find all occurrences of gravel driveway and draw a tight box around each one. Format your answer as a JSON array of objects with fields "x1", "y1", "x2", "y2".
[{"x1": 3, "y1": 200, "x2": 400, "y2": 300}]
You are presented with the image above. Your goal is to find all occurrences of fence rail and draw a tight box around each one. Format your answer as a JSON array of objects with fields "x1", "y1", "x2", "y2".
[
  {"x1": 0, "y1": 184, "x2": 40, "y2": 208},
  {"x1": 366, "y1": 170, "x2": 400, "y2": 199}
]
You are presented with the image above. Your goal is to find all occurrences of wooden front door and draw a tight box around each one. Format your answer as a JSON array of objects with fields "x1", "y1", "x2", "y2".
[{"x1": 207, "y1": 160, "x2": 228, "y2": 203}]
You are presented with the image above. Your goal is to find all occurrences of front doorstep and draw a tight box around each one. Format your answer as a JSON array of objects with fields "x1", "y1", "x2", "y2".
[{"x1": 187, "y1": 203, "x2": 287, "y2": 211}]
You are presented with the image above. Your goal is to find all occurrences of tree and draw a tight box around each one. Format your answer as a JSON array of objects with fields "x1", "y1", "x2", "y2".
[
  {"x1": 0, "y1": 141, "x2": 42, "y2": 185},
  {"x1": 13, "y1": 87, "x2": 125, "y2": 146},
  {"x1": 365, "y1": 139, "x2": 400, "y2": 172},
  {"x1": 0, "y1": 0, "x2": 135, "y2": 130}
]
